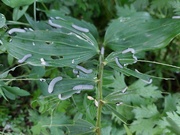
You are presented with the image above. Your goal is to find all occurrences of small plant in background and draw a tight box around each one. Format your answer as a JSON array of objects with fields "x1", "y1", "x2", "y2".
[{"x1": 0, "y1": 0, "x2": 180, "y2": 135}]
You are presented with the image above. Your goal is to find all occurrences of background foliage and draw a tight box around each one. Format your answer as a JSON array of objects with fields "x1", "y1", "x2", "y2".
[{"x1": 0, "y1": 0, "x2": 180, "y2": 135}]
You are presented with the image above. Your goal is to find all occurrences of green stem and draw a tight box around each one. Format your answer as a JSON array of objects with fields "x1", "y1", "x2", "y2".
[
  {"x1": 34, "y1": 1, "x2": 36, "y2": 22},
  {"x1": 96, "y1": 47, "x2": 104, "y2": 135}
]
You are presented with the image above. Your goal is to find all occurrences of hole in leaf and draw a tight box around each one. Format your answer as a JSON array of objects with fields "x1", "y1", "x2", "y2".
[
  {"x1": 19, "y1": 6, "x2": 23, "y2": 10},
  {"x1": 45, "y1": 41, "x2": 53, "y2": 45},
  {"x1": 51, "y1": 56, "x2": 64, "y2": 59},
  {"x1": 108, "y1": 87, "x2": 114, "y2": 90}
]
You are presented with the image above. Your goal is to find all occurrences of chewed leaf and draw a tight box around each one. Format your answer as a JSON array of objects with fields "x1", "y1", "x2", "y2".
[
  {"x1": 45, "y1": 12, "x2": 99, "y2": 39},
  {"x1": 4, "y1": 22, "x2": 99, "y2": 67},
  {"x1": 107, "y1": 63, "x2": 151, "y2": 82},
  {"x1": 104, "y1": 13, "x2": 180, "y2": 53},
  {"x1": 105, "y1": 51, "x2": 137, "y2": 67},
  {"x1": 48, "y1": 78, "x2": 95, "y2": 100}
]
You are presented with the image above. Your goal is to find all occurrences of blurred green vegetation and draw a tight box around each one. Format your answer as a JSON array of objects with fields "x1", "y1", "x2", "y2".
[{"x1": 0, "y1": 0, "x2": 180, "y2": 134}]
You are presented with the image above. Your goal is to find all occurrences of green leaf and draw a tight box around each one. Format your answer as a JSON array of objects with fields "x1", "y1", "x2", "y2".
[
  {"x1": 0, "y1": 87, "x2": 8, "y2": 100},
  {"x1": 150, "y1": 0, "x2": 171, "y2": 10},
  {"x1": 44, "y1": 12, "x2": 99, "y2": 40},
  {"x1": 163, "y1": 94, "x2": 180, "y2": 113},
  {"x1": 116, "y1": 4, "x2": 137, "y2": 17},
  {"x1": 104, "y1": 103, "x2": 127, "y2": 124},
  {"x1": 25, "y1": 14, "x2": 53, "y2": 30},
  {"x1": 103, "y1": 70, "x2": 126, "y2": 92},
  {"x1": 0, "y1": 66, "x2": 16, "y2": 79},
  {"x1": 105, "y1": 79, "x2": 162, "y2": 106},
  {"x1": 166, "y1": 117, "x2": 180, "y2": 135},
  {"x1": 130, "y1": 118, "x2": 161, "y2": 135},
  {"x1": 2, "y1": 0, "x2": 35, "y2": 8},
  {"x1": 4, "y1": 20, "x2": 99, "y2": 67},
  {"x1": 132, "y1": 104, "x2": 159, "y2": 119},
  {"x1": 158, "y1": 105, "x2": 180, "y2": 135},
  {"x1": 106, "y1": 63, "x2": 151, "y2": 82},
  {"x1": 67, "y1": 119, "x2": 95, "y2": 135},
  {"x1": 101, "y1": 125, "x2": 112, "y2": 135},
  {"x1": 133, "y1": 0, "x2": 149, "y2": 10},
  {"x1": 129, "y1": 79, "x2": 162, "y2": 100},
  {"x1": 0, "y1": 13, "x2": 6, "y2": 28},
  {"x1": 30, "y1": 111, "x2": 70, "y2": 135},
  {"x1": 2, "y1": 85, "x2": 30, "y2": 98},
  {"x1": 13, "y1": 6, "x2": 29, "y2": 21},
  {"x1": 171, "y1": 0, "x2": 180, "y2": 15},
  {"x1": 104, "y1": 13, "x2": 180, "y2": 53},
  {"x1": 49, "y1": 78, "x2": 95, "y2": 99},
  {"x1": 124, "y1": 124, "x2": 132, "y2": 135},
  {"x1": 105, "y1": 51, "x2": 137, "y2": 67}
]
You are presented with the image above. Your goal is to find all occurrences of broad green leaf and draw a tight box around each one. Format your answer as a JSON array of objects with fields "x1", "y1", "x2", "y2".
[
  {"x1": 50, "y1": 78, "x2": 95, "y2": 99},
  {"x1": 104, "y1": 13, "x2": 180, "y2": 53},
  {"x1": 0, "y1": 65, "x2": 18, "y2": 79},
  {"x1": 2, "y1": 0, "x2": 34, "y2": 8},
  {"x1": 4, "y1": 19, "x2": 99, "y2": 67},
  {"x1": 0, "y1": 87, "x2": 8, "y2": 100},
  {"x1": 25, "y1": 14, "x2": 53, "y2": 30},
  {"x1": 3, "y1": 85, "x2": 30, "y2": 96},
  {"x1": 105, "y1": 51, "x2": 136, "y2": 67},
  {"x1": 0, "y1": 13, "x2": 6, "y2": 28},
  {"x1": 106, "y1": 63, "x2": 151, "y2": 82},
  {"x1": 13, "y1": 6, "x2": 29, "y2": 21},
  {"x1": 67, "y1": 119, "x2": 95, "y2": 135},
  {"x1": 1, "y1": 85, "x2": 30, "y2": 100},
  {"x1": 45, "y1": 12, "x2": 99, "y2": 40}
]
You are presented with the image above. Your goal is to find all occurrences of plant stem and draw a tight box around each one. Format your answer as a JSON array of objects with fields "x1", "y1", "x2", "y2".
[
  {"x1": 34, "y1": 1, "x2": 36, "y2": 22},
  {"x1": 96, "y1": 47, "x2": 104, "y2": 135}
]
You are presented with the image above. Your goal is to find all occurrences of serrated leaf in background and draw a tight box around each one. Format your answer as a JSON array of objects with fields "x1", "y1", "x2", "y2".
[
  {"x1": 132, "y1": 104, "x2": 159, "y2": 119},
  {"x1": 116, "y1": 4, "x2": 137, "y2": 17},
  {"x1": 163, "y1": 94, "x2": 180, "y2": 112},
  {"x1": 130, "y1": 118, "x2": 162, "y2": 135},
  {"x1": 157, "y1": 105, "x2": 180, "y2": 135},
  {"x1": 129, "y1": 79, "x2": 162, "y2": 100},
  {"x1": 29, "y1": 111, "x2": 70, "y2": 135},
  {"x1": 103, "y1": 71, "x2": 126, "y2": 92}
]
